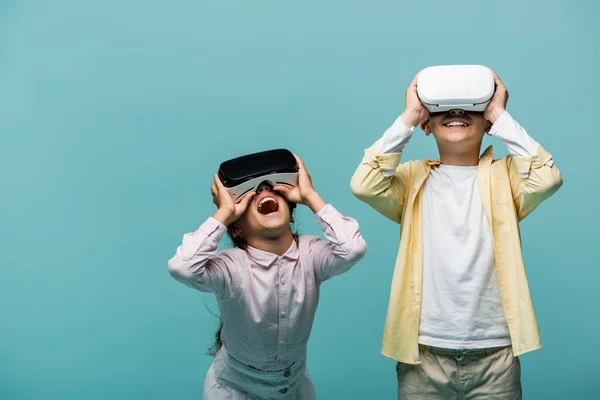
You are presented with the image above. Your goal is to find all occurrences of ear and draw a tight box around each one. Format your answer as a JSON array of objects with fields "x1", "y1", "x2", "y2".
[
  {"x1": 287, "y1": 202, "x2": 296, "y2": 224},
  {"x1": 420, "y1": 119, "x2": 432, "y2": 136},
  {"x1": 230, "y1": 224, "x2": 242, "y2": 238},
  {"x1": 485, "y1": 121, "x2": 493, "y2": 134}
]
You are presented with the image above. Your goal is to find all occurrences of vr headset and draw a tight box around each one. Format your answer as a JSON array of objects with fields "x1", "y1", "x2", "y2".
[
  {"x1": 417, "y1": 65, "x2": 495, "y2": 113},
  {"x1": 217, "y1": 149, "x2": 299, "y2": 202}
]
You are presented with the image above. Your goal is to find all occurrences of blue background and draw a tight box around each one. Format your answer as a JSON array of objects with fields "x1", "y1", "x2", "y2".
[{"x1": 1, "y1": 0, "x2": 597, "y2": 398}]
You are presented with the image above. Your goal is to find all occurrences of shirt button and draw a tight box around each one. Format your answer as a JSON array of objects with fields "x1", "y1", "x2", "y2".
[
  {"x1": 280, "y1": 339, "x2": 285, "y2": 344},
  {"x1": 280, "y1": 279, "x2": 286, "y2": 285},
  {"x1": 281, "y1": 312, "x2": 286, "y2": 318},
  {"x1": 283, "y1": 369, "x2": 291, "y2": 377},
  {"x1": 280, "y1": 388, "x2": 288, "y2": 394}
]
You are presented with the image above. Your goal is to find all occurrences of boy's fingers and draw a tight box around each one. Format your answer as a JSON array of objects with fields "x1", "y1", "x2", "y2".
[
  {"x1": 410, "y1": 74, "x2": 418, "y2": 87},
  {"x1": 492, "y1": 71, "x2": 505, "y2": 88}
]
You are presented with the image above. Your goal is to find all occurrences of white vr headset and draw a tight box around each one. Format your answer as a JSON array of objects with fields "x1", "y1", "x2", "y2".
[
  {"x1": 218, "y1": 149, "x2": 299, "y2": 202},
  {"x1": 417, "y1": 65, "x2": 495, "y2": 113}
]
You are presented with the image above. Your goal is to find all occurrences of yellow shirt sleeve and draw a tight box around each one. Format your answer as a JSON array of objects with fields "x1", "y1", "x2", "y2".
[{"x1": 350, "y1": 140, "x2": 413, "y2": 224}]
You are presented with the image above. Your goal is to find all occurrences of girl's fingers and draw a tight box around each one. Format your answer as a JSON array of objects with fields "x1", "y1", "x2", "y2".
[
  {"x1": 273, "y1": 185, "x2": 291, "y2": 199},
  {"x1": 238, "y1": 191, "x2": 256, "y2": 209},
  {"x1": 293, "y1": 154, "x2": 306, "y2": 171},
  {"x1": 214, "y1": 174, "x2": 226, "y2": 190}
]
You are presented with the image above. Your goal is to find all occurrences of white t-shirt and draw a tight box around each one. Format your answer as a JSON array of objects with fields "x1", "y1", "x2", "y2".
[{"x1": 419, "y1": 164, "x2": 510, "y2": 348}]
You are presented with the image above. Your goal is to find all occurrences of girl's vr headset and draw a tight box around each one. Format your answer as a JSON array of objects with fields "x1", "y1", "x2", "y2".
[
  {"x1": 417, "y1": 65, "x2": 495, "y2": 113},
  {"x1": 218, "y1": 149, "x2": 299, "y2": 201}
]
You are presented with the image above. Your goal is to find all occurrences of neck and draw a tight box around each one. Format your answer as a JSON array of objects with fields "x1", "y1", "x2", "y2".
[
  {"x1": 436, "y1": 140, "x2": 482, "y2": 166},
  {"x1": 245, "y1": 230, "x2": 295, "y2": 256}
]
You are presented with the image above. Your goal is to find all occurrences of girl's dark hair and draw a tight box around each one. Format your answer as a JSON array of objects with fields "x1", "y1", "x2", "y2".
[
  {"x1": 208, "y1": 198, "x2": 297, "y2": 357},
  {"x1": 207, "y1": 319, "x2": 224, "y2": 357}
]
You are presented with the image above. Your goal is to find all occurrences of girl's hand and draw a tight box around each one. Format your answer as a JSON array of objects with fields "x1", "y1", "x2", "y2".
[
  {"x1": 212, "y1": 175, "x2": 255, "y2": 226},
  {"x1": 273, "y1": 155, "x2": 326, "y2": 214}
]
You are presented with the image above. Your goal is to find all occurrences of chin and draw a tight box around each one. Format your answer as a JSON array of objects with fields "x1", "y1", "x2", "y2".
[
  {"x1": 267, "y1": 218, "x2": 290, "y2": 231},
  {"x1": 256, "y1": 214, "x2": 288, "y2": 232},
  {"x1": 261, "y1": 224, "x2": 291, "y2": 239},
  {"x1": 435, "y1": 128, "x2": 481, "y2": 144}
]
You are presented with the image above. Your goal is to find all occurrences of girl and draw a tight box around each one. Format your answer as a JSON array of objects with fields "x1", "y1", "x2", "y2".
[{"x1": 168, "y1": 155, "x2": 367, "y2": 399}]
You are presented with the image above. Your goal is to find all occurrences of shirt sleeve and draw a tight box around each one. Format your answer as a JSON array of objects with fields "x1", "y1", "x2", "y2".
[
  {"x1": 307, "y1": 204, "x2": 368, "y2": 284},
  {"x1": 488, "y1": 111, "x2": 554, "y2": 177},
  {"x1": 377, "y1": 115, "x2": 415, "y2": 177},
  {"x1": 350, "y1": 138, "x2": 412, "y2": 224},
  {"x1": 167, "y1": 217, "x2": 239, "y2": 299}
]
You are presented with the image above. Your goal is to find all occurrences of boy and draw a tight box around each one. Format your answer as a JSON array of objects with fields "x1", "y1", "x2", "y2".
[{"x1": 350, "y1": 70, "x2": 562, "y2": 398}]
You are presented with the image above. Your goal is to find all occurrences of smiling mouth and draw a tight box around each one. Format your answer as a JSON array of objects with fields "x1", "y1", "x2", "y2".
[
  {"x1": 257, "y1": 196, "x2": 279, "y2": 215},
  {"x1": 443, "y1": 121, "x2": 470, "y2": 128}
]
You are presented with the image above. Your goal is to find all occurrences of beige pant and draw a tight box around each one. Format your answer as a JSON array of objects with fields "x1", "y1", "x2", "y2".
[{"x1": 396, "y1": 345, "x2": 522, "y2": 399}]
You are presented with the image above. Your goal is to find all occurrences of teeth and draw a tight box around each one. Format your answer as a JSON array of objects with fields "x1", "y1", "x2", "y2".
[
  {"x1": 446, "y1": 122, "x2": 468, "y2": 127},
  {"x1": 259, "y1": 197, "x2": 276, "y2": 206}
]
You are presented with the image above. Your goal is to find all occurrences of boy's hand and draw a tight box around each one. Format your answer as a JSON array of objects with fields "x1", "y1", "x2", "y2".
[
  {"x1": 485, "y1": 72, "x2": 509, "y2": 125},
  {"x1": 400, "y1": 72, "x2": 430, "y2": 129},
  {"x1": 212, "y1": 175, "x2": 255, "y2": 226},
  {"x1": 274, "y1": 155, "x2": 326, "y2": 214}
]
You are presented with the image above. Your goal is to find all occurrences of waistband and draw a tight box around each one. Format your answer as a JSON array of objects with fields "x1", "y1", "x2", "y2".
[
  {"x1": 420, "y1": 344, "x2": 511, "y2": 358},
  {"x1": 214, "y1": 346, "x2": 307, "y2": 399}
]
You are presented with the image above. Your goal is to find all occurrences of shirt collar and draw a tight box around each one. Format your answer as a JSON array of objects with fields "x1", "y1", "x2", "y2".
[
  {"x1": 246, "y1": 238, "x2": 299, "y2": 267},
  {"x1": 425, "y1": 145, "x2": 494, "y2": 168}
]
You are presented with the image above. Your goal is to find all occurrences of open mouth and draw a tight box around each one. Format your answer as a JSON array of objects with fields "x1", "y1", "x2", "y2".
[
  {"x1": 257, "y1": 196, "x2": 279, "y2": 215},
  {"x1": 442, "y1": 120, "x2": 471, "y2": 128}
]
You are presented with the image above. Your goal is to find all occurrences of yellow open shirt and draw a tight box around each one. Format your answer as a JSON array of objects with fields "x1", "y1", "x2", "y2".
[{"x1": 350, "y1": 141, "x2": 563, "y2": 364}]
